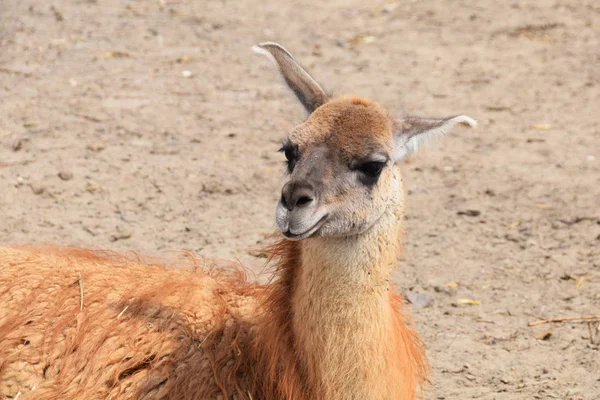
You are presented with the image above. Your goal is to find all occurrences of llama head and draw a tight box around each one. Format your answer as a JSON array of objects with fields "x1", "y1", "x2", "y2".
[{"x1": 254, "y1": 42, "x2": 477, "y2": 240}]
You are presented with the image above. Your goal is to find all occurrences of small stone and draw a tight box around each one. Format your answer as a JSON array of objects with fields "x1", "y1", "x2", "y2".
[
  {"x1": 182, "y1": 70, "x2": 193, "y2": 78},
  {"x1": 201, "y1": 180, "x2": 220, "y2": 194},
  {"x1": 30, "y1": 183, "x2": 45, "y2": 195},
  {"x1": 110, "y1": 225, "x2": 133, "y2": 242},
  {"x1": 85, "y1": 180, "x2": 99, "y2": 193},
  {"x1": 457, "y1": 209, "x2": 481, "y2": 217},
  {"x1": 247, "y1": 248, "x2": 269, "y2": 258},
  {"x1": 58, "y1": 171, "x2": 73, "y2": 181},
  {"x1": 86, "y1": 143, "x2": 105, "y2": 152},
  {"x1": 12, "y1": 140, "x2": 22, "y2": 151},
  {"x1": 406, "y1": 291, "x2": 433, "y2": 308},
  {"x1": 433, "y1": 285, "x2": 451, "y2": 295},
  {"x1": 533, "y1": 329, "x2": 552, "y2": 341}
]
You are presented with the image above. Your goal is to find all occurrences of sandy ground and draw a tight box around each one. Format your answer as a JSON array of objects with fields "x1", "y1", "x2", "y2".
[{"x1": 1, "y1": 0, "x2": 599, "y2": 398}]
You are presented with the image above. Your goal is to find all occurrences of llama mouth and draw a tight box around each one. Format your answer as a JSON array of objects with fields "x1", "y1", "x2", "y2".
[{"x1": 283, "y1": 214, "x2": 328, "y2": 240}]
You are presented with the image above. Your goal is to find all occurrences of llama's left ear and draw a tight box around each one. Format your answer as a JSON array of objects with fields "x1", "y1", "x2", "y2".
[
  {"x1": 252, "y1": 42, "x2": 329, "y2": 113},
  {"x1": 393, "y1": 115, "x2": 478, "y2": 162}
]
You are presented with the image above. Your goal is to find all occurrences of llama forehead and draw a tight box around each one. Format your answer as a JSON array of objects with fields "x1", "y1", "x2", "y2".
[{"x1": 289, "y1": 96, "x2": 394, "y2": 159}]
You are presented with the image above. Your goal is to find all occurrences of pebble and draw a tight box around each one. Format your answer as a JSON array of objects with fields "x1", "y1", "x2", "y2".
[
  {"x1": 85, "y1": 180, "x2": 99, "y2": 193},
  {"x1": 58, "y1": 171, "x2": 73, "y2": 181},
  {"x1": 110, "y1": 225, "x2": 133, "y2": 242},
  {"x1": 457, "y1": 209, "x2": 481, "y2": 217},
  {"x1": 12, "y1": 140, "x2": 22, "y2": 151},
  {"x1": 201, "y1": 180, "x2": 220, "y2": 194},
  {"x1": 86, "y1": 144, "x2": 105, "y2": 152},
  {"x1": 30, "y1": 183, "x2": 45, "y2": 195}
]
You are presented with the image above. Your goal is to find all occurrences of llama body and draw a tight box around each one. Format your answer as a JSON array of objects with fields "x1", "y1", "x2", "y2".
[
  {"x1": 0, "y1": 42, "x2": 476, "y2": 399},
  {"x1": 0, "y1": 237, "x2": 421, "y2": 400},
  {"x1": 0, "y1": 247, "x2": 259, "y2": 399}
]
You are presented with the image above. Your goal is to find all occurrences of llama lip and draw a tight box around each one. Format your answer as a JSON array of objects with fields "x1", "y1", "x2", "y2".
[{"x1": 283, "y1": 214, "x2": 328, "y2": 240}]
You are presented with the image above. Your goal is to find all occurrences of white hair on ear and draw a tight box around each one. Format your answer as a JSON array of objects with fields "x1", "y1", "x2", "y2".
[
  {"x1": 252, "y1": 42, "x2": 293, "y2": 66},
  {"x1": 394, "y1": 115, "x2": 478, "y2": 162},
  {"x1": 449, "y1": 115, "x2": 478, "y2": 128}
]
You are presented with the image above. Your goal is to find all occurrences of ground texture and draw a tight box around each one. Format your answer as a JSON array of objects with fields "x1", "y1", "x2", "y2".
[{"x1": 1, "y1": 0, "x2": 599, "y2": 398}]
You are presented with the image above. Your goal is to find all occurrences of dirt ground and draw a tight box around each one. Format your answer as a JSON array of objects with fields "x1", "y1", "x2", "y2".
[{"x1": 1, "y1": 0, "x2": 599, "y2": 398}]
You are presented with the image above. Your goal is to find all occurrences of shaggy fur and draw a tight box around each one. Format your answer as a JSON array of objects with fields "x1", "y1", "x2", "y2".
[
  {"x1": 0, "y1": 246, "x2": 258, "y2": 399},
  {"x1": 0, "y1": 240, "x2": 426, "y2": 400}
]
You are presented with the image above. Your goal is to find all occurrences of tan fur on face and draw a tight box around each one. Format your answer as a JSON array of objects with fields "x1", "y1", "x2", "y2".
[
  {"x1": 282, "y1": 96, "x2": 402, "y2": 239},
  {"x1": 290, "y1": 96, "x2": 394, "y2": 159}
]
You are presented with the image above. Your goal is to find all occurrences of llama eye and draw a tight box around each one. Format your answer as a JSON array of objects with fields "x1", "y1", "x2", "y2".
[
  {"x1": 278, "y1": 142, "x2": 298, "y2": 173},
  {"x1": 284, "y1": 147, "x2": 295, "y2": 162},
  {"x1": 356, "y1": 161, "x2": 386, "y2": 178}
]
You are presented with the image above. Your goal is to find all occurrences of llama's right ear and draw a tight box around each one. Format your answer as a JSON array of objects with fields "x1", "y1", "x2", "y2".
[
  {"x1": 393, "y1": 115, "x2": 478, "y2": 162},
  {"x1": 253, "y1": 42, "x2": 329, "y2": 113}
]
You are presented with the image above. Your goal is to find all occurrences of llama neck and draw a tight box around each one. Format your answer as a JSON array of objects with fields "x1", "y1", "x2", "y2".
[{"x1": 290, "y1": 210, "x2": 422, "y2": 400}]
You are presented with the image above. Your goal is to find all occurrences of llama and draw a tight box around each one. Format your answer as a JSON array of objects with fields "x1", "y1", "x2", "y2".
[{"x1": 0, "y1": 42, "x2": 476, "y2": 400}]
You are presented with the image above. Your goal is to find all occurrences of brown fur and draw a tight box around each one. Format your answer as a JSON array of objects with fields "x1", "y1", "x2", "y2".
[
  {"x1": 290, "y1": 96, "x2": 394, "y2": 159},
  {"x1": 0, "y1": 246, "x2": 259, "y2": 399},
  {"x1": 0, "y1": 239, "x2": 426, "y2": 399},
  {"x1": 251, "y1": 239, "x2": 312, "y2": 399}
]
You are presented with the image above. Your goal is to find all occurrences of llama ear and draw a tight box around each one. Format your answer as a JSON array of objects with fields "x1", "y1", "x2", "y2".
[
  {"x1": 393, "y1": 115, "x2": 478, "y2": 162},
  {"x1": 253, "y1": 42, "x2": 329, "y2": 113}
]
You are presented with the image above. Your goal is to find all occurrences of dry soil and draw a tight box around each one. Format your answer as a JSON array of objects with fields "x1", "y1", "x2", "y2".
[{"x1": 1, "y1": 0, "x2": 599, "y2": 398}]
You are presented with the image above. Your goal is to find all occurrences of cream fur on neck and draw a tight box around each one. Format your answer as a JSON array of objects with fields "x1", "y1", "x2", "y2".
[{"x1": 291, "y1": 200, "x2": 408, "y2": 400}]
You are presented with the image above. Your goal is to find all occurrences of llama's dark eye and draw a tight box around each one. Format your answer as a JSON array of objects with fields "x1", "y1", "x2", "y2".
[
  {"x1": 356, "y1": 161, "x2": 386, "y2": 178},
  {"x1": 284, "y1": 147, "x2": 295, "y2": 162},
  {"x1": 278, "y1": 141, "x2": 299, "y2": 173}
]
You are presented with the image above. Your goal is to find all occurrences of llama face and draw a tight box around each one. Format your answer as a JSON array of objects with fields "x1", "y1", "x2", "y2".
[
  {"x1": 254, "y1": 42, "x2": 477, "y2": 240},
  {"x1": 276, "y1": 97, "x2": 404, "y2": 240}
]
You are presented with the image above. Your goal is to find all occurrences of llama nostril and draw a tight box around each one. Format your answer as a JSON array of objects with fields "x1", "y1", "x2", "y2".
[
  {"x1": 296, "y1": 196, "x2": 313, "y2": 207},
  {"x1": 280, "y1": 193, "x2": 289, "y2": 210},
  {"x1": 281, "y1": 181, "x2": 316, "y2": 212}
]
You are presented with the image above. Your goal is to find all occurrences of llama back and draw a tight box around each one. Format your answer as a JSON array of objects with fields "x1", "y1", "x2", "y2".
[{"x1": 0, "y1": 246, "x2": 260, "y2": 400}]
